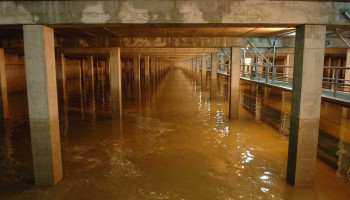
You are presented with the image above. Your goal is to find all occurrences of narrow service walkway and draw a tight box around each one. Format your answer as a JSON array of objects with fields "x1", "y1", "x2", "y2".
[{"x1": 241, "y1": 77, "x2": 350, "y2": 105}]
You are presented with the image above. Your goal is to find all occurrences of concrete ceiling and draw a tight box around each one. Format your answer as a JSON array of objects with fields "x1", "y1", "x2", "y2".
[
  {"x1": 1, "y1": 24, "x2": 348, "y2": 39},
  {"x1": 52, "y1": 26, "x2": 295, "y2": 38},
  {"x1": 0, "y1": 25, "x2": 296, "y2": 38}
]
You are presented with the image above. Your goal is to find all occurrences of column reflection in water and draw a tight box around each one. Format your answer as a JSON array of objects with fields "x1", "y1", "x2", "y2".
[
  {"x1": 1, "y1": 61, "x2": 350, "y2": 199},
  {"x1": 280, "y1": 91, "x2": 291, "y2": 135},
  {"x1": 255, "y1": 85, "x2": 261, "y2": 121},
  {"x1": 336, "y1": 107, "x2": 349, "y2": 177},
  {"x1": 241, "y1": 80, "x2": 350, "y2": 179}
]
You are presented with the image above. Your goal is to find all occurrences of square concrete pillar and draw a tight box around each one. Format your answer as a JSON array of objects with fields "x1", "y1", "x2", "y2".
[
  {"x1": 87, "y1": 56, "x2": 94, "y2": 82},
  {"x1": 55, "y1": 53, "x2": 66, "y2": 101},
  {"x1": 345, "y1": 49, "x2": 350, "y2": 92},
  {"x1": 23, "y1": 25, "x2": 62, "y2": 185},
  {"x1": 196, "y1": 57, "x2": 201, "y2": 82},
  {"x1": 201, "y1": 54, "x2": 207, "y2": 87},
  {"x1": 133, "y1": 54, "x2": 141, "y2": 90},
  {"x1": 211, "y1": 53, "x2": 218, "y2": 99},
  {"x1": 287, "y1": 25, "x2": 326, "y2": 186},
  {"x1": 155, "y1": 58, "x2": 159, "y2": 81},
  {"x1": 145, "y1": 56, "x2": 150, "y2": 90},
  {"x1": 229, "y1": 48, "x2": 241, "y2": 119},
  {"x1": 110, "y1": 48, "x2": 122, "y2": 120},
  {"x1": 150, "y1": 57, "x2": 155, "y2": 86},
  {"x1": 0, "y1": 48, "x2": 9, "y2": 121},
  {"x1": 105, "y1": 57, "x2": 110, "y2": 84}
]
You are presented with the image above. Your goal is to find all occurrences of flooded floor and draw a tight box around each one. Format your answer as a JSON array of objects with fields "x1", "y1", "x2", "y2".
[{"x1": 0, "y1": 67, "x2": 350, "y2": 199}]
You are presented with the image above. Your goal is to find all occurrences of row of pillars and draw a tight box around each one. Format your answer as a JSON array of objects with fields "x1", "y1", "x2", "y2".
[
  {"x1": 188, "y1": 49, "x2": 242, "y2": 120},
  {"x1": 0, "y1": 25, "x2": 170, "y2": 186},
  {"x1": 0, "y1": 24, "x2": 341, "y2": 186},
  {"x1": 187, "y1": 25, "x2": 332, "y2": 186}
]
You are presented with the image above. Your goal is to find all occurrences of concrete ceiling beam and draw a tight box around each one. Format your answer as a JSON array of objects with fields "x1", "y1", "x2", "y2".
[{"x1": 0, "y1": 1, "x2": 349, "y2": 26}]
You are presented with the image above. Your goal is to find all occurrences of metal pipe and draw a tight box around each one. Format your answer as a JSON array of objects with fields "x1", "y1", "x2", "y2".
[
  {"x1": 221, "y1": 48, "x2": 231, "y2": 58},
  {"x1": 247, "y1": 40, "x2": 273, "y2": 66},
  {"x1": 335, "y1": 31, "x2": 350, "y2": 48}
]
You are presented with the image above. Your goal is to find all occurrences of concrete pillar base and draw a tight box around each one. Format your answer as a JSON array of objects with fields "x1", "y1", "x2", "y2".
[
  {"x1": 287, "y1": 116, "x2": 319, "y2": 185},
  {"x1": 30, "y1": 118, "x2": 62, "y2": 185}
]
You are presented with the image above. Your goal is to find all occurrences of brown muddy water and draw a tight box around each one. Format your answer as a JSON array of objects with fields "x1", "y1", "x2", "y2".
[{"x1": 0, "y1": 67, "x2": 349, "y2": 200}]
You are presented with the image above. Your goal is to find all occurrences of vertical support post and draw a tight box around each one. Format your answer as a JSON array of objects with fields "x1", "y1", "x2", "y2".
[
  {"x1": 0, "y1": 48, "x2": 8, "y2": 121},
  {"x1": 211, "y1": 53, "x2": 218, "y2": 99},
  {"x1": 23, "y1": 25, "x2": 62, "y2": 185},
  {"x1": 202, "y1": 54, "x2": 207, "y2": 88},
  {"x1": 55, "y1": 53, "x2": 66, "y2": 101},
  {"x1": 145, "y1": 56, "x2": 150, "y2": 90},
  {"x1": 155, "y1": 58, "x2": 159, "y2": 81},
  {"x1": 151, "y1": 57, "x2": 155, "y2": 87},
  {"x1": 110, "y1": 48, "x2": 122, "y2": 120},
  {"x1": 134, "y1": 54, "x2": 140, "y2": 90},
  {"x1": 287, "y1": 25, "x2": 326, "y2": 186},
  {"x1": 345, "y1": 49, "x2": 350, "y2": 92},
  {"x1": 196, "y1": 56, "x2": 201, "y2": 83},
  {"x1": 229, "y1": 47, "x2": 241, "y2": 119},
  {"x1": 87, "y1": 56, "x2": 94, "y2": 81}
]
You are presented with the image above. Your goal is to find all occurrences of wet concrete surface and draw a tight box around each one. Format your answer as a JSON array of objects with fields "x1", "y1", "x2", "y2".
[{"x1": 0, "y1": 67, "x2": 349, "y2": 199}]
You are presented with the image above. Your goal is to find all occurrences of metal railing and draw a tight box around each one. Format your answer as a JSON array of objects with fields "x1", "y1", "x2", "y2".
[
  {"x1": 241, "y1": 64, "x2": 350, "y2": 97},
  {"x1": 322, "y1": 66, "x2": 350, "y2": 97}
]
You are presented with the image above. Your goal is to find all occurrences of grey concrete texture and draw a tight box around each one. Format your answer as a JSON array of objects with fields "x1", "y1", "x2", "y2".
[
  {"x1": 287, "y1": 116, "x2": 320, "y2": 186},
  {"x1": 110, "y1": 48, "x2": 123, "y2": 120},
  {"x1": 30, "y1": 118, "x2": 62, "y2": 185},
  {"x1": 23, "y1": 25, "x2": 62, "y2": 185},
  {"x1": 287, "y1": 25, "x2": 326, "y2": 186},
  {"x1": 0, "y1": 1, "x2": 349, "y2": 26},
  {"x1": 229, "y1": 48, "x2": 240, "y2": 119},
  {"x1": 23, "y1": 25, "x2": 59, "y2": 120},
  {"x1": 292, "y1": 25, "x2": 326, "y2": 119}
]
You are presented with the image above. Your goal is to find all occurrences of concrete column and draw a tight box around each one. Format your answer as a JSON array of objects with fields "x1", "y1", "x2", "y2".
[
  {"x1": 336, "y1": 107, "x2": 350, "y2": 177},
  {"x1": 110, "y1": 48, "x2": 122, "y2": 120},
  {"x1": 106, "y1": 57, "x2": 110, "y2": 85},
  {"x1": 150, "y1": 57, "x2": 155, "y2": 86},
  {"x1": 55, "y1": 53, "x2": 66, "y2": 101},
  {"x1": 145, "y1": 56, "x2": 150, "y2": 90},
  {"x1": 87, "y1": 56, "x2": 94, "y2": 81},
  {"x1": 287, "y1": 25, "x2": 326, "y2": 186},
  {"x1": 155, "y1": 58, "x2": 159, "y2": 81},
  {"x1": 229, "y1": 48, "x2": 241, "y2": 119},
  {"x1": 211, "y1": 53, "x2": 218, "y2": 99},
  {"x1": 23, "y1": 25, "x2": 62, "y2": 185},
  {"x1": 196, "y1": 57, "x2": 201, "y2": 82},
  {"x1": 285, "y1": 53, "x2": 294, "y2": 82},
  {"x1": 134, "y1": 54, "x2": 141, "y2": 91},
  {"x1": 281, "y1": 91, "x2": 290, "y2": 135},
  {"x1": 255, "y1": 85, "x2": 261, "y2": 121},
  {"x1": 0, "y1": 48, "x2": 8, "y2": 121},
  {"x1": 202, "y1": 54, "x2": 207, "y2": 88},
  {"x1": 345, "y1": 49, "x2": 350, "y2": 92}
]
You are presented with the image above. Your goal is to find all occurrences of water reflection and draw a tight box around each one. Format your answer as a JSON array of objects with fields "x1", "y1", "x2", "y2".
[
  {"x1": 241, "y1": 80, "x2": 350, "y2": 178},
  {"x1": 0, "y1": 67, "x2": 349, "y2": 199}
]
